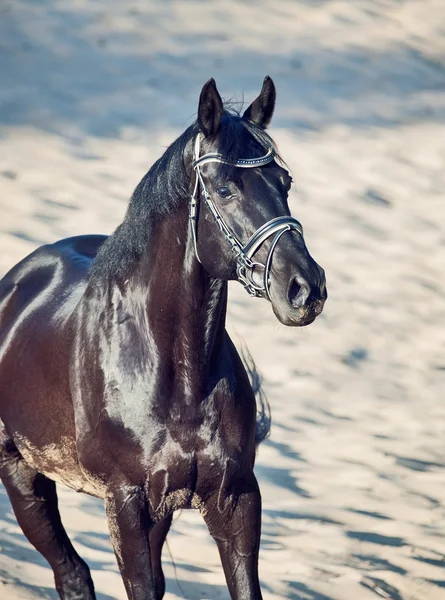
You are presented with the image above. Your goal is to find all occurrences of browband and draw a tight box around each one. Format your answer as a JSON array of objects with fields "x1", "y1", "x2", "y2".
[{"x1": 193, "y1": 145, "x2": 275, "y2": 169}]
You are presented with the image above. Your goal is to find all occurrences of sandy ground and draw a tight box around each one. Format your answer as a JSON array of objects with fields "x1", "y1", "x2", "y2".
[{"x1": 1, "y1": 1, "x2": 445, "y2": 598}]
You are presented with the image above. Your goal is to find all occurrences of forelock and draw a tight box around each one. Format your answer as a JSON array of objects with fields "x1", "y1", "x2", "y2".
[{"x1": 212, "y1": 111, "x2": 278, "y2": 179}]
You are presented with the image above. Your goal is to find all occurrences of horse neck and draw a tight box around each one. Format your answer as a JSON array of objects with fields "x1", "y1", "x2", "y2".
[{"x1": 122, "y1": 199, "x2": 229, "y2": 397}]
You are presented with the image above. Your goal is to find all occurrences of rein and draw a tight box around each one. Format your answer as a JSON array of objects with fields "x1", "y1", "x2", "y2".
[{"x1": 190, "y1": 134, "x2": 304, "y2": 299}]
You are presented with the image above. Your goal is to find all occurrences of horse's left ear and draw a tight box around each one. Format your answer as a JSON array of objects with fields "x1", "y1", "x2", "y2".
[{"x1": 243, "y1": 76, "x2": 276, "y2": 129}]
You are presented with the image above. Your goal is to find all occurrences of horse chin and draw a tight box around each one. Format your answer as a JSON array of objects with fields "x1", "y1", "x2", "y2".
[
  {"x1": 270, "y1": 295, "x2": 325, "y2": 327},
  {"x1": 271, "y1": 305, "x2": 317, "y2": 327}
]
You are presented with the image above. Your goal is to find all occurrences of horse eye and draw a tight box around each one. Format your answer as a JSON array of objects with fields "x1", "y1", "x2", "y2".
[{"x1": 216, "y1": 186, "x2": 232, "y2": 199}]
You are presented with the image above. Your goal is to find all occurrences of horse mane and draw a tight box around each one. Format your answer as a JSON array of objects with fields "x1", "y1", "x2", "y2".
[{"x1": 89, "y1": 108, "x2": 278, "y2": 283}]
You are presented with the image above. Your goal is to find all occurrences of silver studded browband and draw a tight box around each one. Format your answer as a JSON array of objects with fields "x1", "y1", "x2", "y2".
[{"x1": 190, "y1": 134, "x2": 304, "y2": 299}]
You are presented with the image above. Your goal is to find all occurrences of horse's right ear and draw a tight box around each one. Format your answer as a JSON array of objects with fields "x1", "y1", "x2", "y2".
[
  {"x1": 198, "y1": 79, "x2": 224, "y2": 138},
  {"x1": 242, "y1": 76, "x2": 276, "y2": 129}
]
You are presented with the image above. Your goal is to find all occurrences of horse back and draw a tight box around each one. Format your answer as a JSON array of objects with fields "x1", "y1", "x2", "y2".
[
  {"x1": 0, "y1": 234, "x2": 107, "y2": 328},
  {"x1": 0, "y1": 235, "x2": 107, "y2": 495}
]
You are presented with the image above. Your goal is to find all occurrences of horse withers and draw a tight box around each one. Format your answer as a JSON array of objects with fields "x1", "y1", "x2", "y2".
[{"x1": 0, "y1": 77, "x2": 326, "y2": 600}]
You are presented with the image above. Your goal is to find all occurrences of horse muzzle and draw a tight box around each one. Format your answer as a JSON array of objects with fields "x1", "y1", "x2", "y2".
[{"x1": 270, "y1": 266, "x2": 327, "y2": 327}]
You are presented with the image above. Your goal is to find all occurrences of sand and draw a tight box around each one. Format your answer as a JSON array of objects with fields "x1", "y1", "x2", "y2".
[{"x1": 1, "y1": 1, "x2": 444, "y2": 598}]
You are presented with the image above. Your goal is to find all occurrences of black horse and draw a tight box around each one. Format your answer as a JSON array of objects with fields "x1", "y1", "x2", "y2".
[{"x1": 0, "y1": 77, "x2": 326, "y2": 600}]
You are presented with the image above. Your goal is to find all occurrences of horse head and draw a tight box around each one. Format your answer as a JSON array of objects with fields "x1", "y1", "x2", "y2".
[{"x1": 188, "y1": 77, "x2": 327, "y2": 326}]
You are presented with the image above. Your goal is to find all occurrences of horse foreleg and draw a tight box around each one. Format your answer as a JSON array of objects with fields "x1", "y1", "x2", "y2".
[
  {"x1": 0, "y1": 438, "x2": 95, "y2": 600},
  {"x1": 149, "y1": 514, "x2": 172, "y2": 599},
  {"x1": 105, "y1": 484, "x2": 156, "y2": 600},
  {"x1": 202, "y1": 469, "x2": 263, "y2": 600}
]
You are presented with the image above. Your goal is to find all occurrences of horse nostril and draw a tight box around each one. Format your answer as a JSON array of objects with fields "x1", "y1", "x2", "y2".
[
  {"x1": 289, "y1": 280, "x2": 300, "y2": 305},
  {"x1": 288, "y1": 277, "x2": 310, "y2": 309}
]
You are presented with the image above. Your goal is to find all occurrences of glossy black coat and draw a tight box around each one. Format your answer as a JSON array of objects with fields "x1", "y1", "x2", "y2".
[{"x1": 0, "y1": 77, "x2": 326, "y2": 599}]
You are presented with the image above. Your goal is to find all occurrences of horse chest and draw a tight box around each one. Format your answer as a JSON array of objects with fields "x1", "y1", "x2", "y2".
[{"x1": 144, "y1": 444, "x2": 198, "y2": 521}]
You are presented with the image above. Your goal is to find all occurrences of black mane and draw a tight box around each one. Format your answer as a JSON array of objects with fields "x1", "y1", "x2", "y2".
[{"x1": 89, "y1": 110, "x2": 277, "y2": 282}]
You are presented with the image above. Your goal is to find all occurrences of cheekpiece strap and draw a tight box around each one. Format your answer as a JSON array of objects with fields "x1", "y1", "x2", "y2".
[{"x1": 190, "y1": 134, "x2": 303, "y2": 300}]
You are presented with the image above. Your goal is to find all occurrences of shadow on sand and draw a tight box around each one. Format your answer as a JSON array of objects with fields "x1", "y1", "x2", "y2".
[{"x1": 1, "y1": 1, "x2": 445, "y2": 143}]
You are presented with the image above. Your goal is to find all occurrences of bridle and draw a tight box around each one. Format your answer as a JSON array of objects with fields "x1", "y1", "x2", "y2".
[{"x1": 190, "y1": 134, "x2": 304, "y2": 299}]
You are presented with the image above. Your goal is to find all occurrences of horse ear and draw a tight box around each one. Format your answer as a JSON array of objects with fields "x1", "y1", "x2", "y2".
[
  {"x1": 198, "y1": 78, "x2": 224, "y2": 138},
  {"x1": 243, "y1": 76, "x2": 276, "y2": 129}
]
